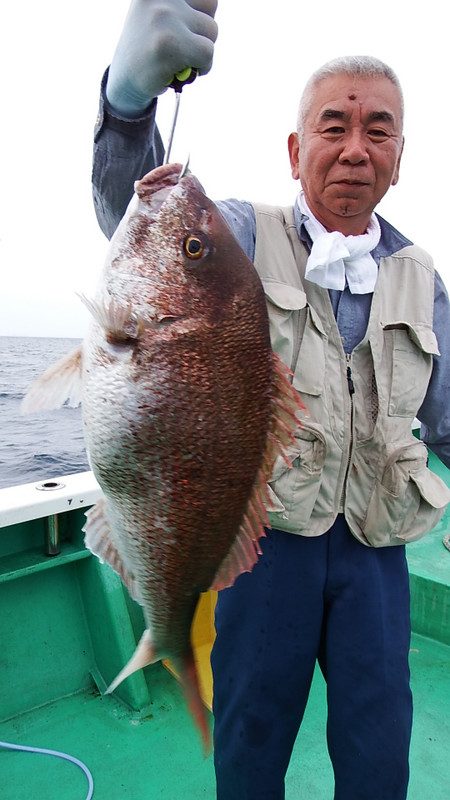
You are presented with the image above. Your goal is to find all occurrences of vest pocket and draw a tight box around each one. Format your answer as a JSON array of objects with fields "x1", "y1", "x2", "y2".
[
  {"x1": 262, "y1": 280, "x2": 307, "y2": 372},
  {"x1": 384, "y1": 322, "x2": 439, "y2": 417},
  {"x1": 266, "y1": 424, "x2": 326, "y2": 528},
  {"x1": 363, "y1": 441, "x2": 449, "y2": 546},
  {"x1": 262, "y1": 280, "x2": 327, "y2": 396},
  {"x1": 292, "y1": 306, "x2": 327, "y2": 396}
]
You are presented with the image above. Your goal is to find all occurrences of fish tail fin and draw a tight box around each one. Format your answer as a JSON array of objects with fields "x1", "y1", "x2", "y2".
[
  {"x1": 175, "y1": 650, "x2": 212, "y2": 755},
  {"x1": 21, "y1": 346, "x2": 83, "y2": 413},
  {"x1": 105, "y1": 629, "x2": 157, "y2": 695},
  {"x1": 106, "y1": 633, "x2": 211, "y2": 752}
]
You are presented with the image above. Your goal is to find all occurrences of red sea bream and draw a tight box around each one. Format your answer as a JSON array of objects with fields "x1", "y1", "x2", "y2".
[{"x1": 22, "y1": 164, "x2": 302, "y2": 748}]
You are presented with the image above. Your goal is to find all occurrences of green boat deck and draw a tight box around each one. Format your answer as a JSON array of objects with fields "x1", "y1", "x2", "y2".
[
  {"x1": 1, "y1": 451, "x2": 449, "y2": 799},
  {"x1": 1, "y1": 632, "x2": 449, "y2": 799}
]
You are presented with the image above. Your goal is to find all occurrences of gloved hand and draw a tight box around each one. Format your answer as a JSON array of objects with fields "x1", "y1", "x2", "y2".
[{"x1": 106, "y1": 0, "x2": 218, "y2": 117}]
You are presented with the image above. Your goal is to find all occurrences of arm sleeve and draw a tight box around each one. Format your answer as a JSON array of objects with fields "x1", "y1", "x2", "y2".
[
  {"x1": 215, "y1": 200, "x2": 256, "y2": 261},
  {"x1": 92, "y1": 69, "x2": 165, "y2": 240},
  {"x1": 419, "y1": 270, "x2": 450, "y2": 470}
]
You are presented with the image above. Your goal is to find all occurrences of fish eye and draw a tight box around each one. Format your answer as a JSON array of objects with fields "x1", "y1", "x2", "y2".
[{"x1": 183, "y1": 234, "x2": 207, "y2": 260}]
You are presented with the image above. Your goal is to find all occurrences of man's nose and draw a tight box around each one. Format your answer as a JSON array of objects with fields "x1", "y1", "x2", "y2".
[{"x1": 338, "y1": 130, "x2": 369, "y2": 165}]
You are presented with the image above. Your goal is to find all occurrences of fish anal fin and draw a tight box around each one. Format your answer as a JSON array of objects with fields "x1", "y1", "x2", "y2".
[
  {"x1": 83, "y1": 499, "x2": 141, "y2": 603},
  {"x1": 105, "y1": 629, "x2": 157, "y2": 694},
  {"x1": 21, "y1": 346, "x2": 83, "y2": 413},
  {"x1": 211, "y1": 353, "x2": 304, "y2": 592}
]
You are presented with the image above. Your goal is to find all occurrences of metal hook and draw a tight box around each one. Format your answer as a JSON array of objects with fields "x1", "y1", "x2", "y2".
[{"x1": 179, "y1": 155, "x2": 191, "y2": 179}]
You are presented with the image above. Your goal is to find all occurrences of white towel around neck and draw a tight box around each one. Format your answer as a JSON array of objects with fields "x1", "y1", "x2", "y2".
[{"x1": 298, "y1": 192, "x2": 381, "y2": 294}]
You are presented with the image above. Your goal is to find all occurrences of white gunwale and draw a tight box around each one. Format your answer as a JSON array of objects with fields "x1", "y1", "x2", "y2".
[{"x1": 0, "y1": 471, "x2": 102, "y2": 529}]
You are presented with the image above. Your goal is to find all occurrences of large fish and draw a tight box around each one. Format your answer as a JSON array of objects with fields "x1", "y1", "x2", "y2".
[{"x1": 22, "y1": 163, "x2": 302, "y2": 749}]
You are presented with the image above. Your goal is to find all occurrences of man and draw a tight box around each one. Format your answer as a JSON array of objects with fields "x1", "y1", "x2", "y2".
[{"x1": 92, "y1": 2, "x2": 450, "y2": 798}]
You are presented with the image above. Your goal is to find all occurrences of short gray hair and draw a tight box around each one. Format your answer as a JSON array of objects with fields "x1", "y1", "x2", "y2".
[{"x1": 297, "y1": 55, "x2": 404, "y2": 134}]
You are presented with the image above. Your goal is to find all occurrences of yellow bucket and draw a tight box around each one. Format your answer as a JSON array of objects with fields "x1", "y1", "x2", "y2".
[{"x1": 164, "y1": 590, "x2": 217, "y2": 709}]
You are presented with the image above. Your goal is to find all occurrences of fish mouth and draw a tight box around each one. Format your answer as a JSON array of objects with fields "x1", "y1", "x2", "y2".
[
  {"x1": 134, "y1": 163, "x2": 201, "y2": 217},
  {"x1": 135, "y1": 163, "x2": 182, "y2": 197}
]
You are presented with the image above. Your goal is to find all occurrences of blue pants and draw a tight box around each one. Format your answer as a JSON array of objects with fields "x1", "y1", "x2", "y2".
[{"x1": 211, "y1": 516, "x2": 412, "y2": 800}]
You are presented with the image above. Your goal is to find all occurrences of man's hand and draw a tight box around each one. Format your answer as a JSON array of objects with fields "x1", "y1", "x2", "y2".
[{"x1": 106, "y1": 0, "x2": 218, "y2": 117}]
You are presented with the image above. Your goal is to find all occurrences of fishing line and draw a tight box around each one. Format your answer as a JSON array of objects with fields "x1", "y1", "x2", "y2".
[{"x1": 0, "y1": 740, "x2": 94, "y2": 800}]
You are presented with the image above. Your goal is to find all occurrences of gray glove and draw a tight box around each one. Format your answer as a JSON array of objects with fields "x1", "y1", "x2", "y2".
[{"x1": 106, "y1": 0, "x2": 218, "y2": 117}]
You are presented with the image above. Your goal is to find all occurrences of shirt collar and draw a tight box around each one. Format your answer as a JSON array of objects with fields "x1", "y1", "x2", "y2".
[{"x1": 293, "y1": 200, "x2": 413, "y2": 265}]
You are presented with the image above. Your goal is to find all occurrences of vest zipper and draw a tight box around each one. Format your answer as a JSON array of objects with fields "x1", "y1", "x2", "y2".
[
  {"x1": 346, "y1": 359, "x2": 355, "y2": 396},
  {"x1": 340, "y1": 353, "x2": 355, "y2": 510}
]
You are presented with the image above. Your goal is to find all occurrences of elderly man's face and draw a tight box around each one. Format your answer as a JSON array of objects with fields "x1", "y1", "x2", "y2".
[{"x1": 288, "y1": 74, "x2": 404, "y2": 235}]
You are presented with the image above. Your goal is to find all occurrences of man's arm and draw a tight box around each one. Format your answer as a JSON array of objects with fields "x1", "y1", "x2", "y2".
[
  {"x1": 419, "y1": 270, "x2": 450, "y2": 470},
  {"x1": 92, "y1": 69, "x2": 164, "y2": 239},
  {"x1": 92, "y1": 0, "x2": 218, "y2": 239}
]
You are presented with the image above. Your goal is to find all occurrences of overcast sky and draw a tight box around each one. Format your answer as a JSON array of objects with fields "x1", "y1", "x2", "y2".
[{"x1": 1, "y1": 1, "x2": 448, "y2": 338}]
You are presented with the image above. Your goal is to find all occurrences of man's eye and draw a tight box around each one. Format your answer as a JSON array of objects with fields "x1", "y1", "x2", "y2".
[
  {"x1": 323, "y1": 126, "x2": 345, "y2": 135},
  {"x1": 368, "y1": 129, "x2": 389, "y2": 139}
]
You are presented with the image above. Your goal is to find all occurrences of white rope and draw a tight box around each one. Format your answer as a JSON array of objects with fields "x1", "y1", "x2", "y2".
[{"x1": 0, "y1": 740, "x2": 94, "y2": 800}]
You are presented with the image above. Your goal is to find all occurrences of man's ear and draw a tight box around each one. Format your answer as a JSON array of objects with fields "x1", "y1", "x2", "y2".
[
  {"x1": 392, "y1": 136, "x2": 404, "y2": 186},
  {"x1": 288, "y1": 132, "x2": 300, "y2": 180}
]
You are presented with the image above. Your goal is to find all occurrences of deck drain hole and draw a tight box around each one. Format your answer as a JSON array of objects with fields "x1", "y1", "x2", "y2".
[{"x1": 36, "y1": 480, "x2": 66, "y2": 491}]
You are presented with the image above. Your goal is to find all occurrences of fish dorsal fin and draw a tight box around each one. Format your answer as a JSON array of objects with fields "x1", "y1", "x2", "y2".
[
  {"x1": 21, "y1": 346, "x2": 83, "y2": 413},
  {"x1": 83, "y1": 499, "x2": 141, "y2": 603},
  {"x1": 210, "y1": 353, "x2": 304, "y2": 591},
  {"x1": 209, "y1": 479, "x2": 269, "y2": 591}
]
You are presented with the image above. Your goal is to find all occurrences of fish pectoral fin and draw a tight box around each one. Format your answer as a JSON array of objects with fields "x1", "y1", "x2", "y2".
[
  {"x1": 21, "y1": 346, "x2": 83, "y2": 413},
  {"x1": 83, "y1": 499, "x2": 141, "y2": 603},
  {"x1": 105, "y1": 630, "x2": 157, "y2": 694},
  {"x1": 78, "y1": 293, "x2": 144, "y2": 344},
  {"x1": 211, "y1": 353, "x2": 304, "y2": 592}
]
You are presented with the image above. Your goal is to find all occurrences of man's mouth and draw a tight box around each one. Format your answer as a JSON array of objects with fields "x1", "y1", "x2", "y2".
[{"x1": 334, "y1": 179, "x2": 370, "y2": 186}]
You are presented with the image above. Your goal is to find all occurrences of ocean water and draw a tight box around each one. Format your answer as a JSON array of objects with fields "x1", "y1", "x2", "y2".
[{"x1": 0, "y1": 337, "x2": 89, "y2": 490}]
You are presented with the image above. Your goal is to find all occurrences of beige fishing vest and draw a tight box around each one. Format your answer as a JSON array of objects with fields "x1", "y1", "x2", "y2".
[{"x1": 253, "y1": 203, "x2": 450, "y2": 547}]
